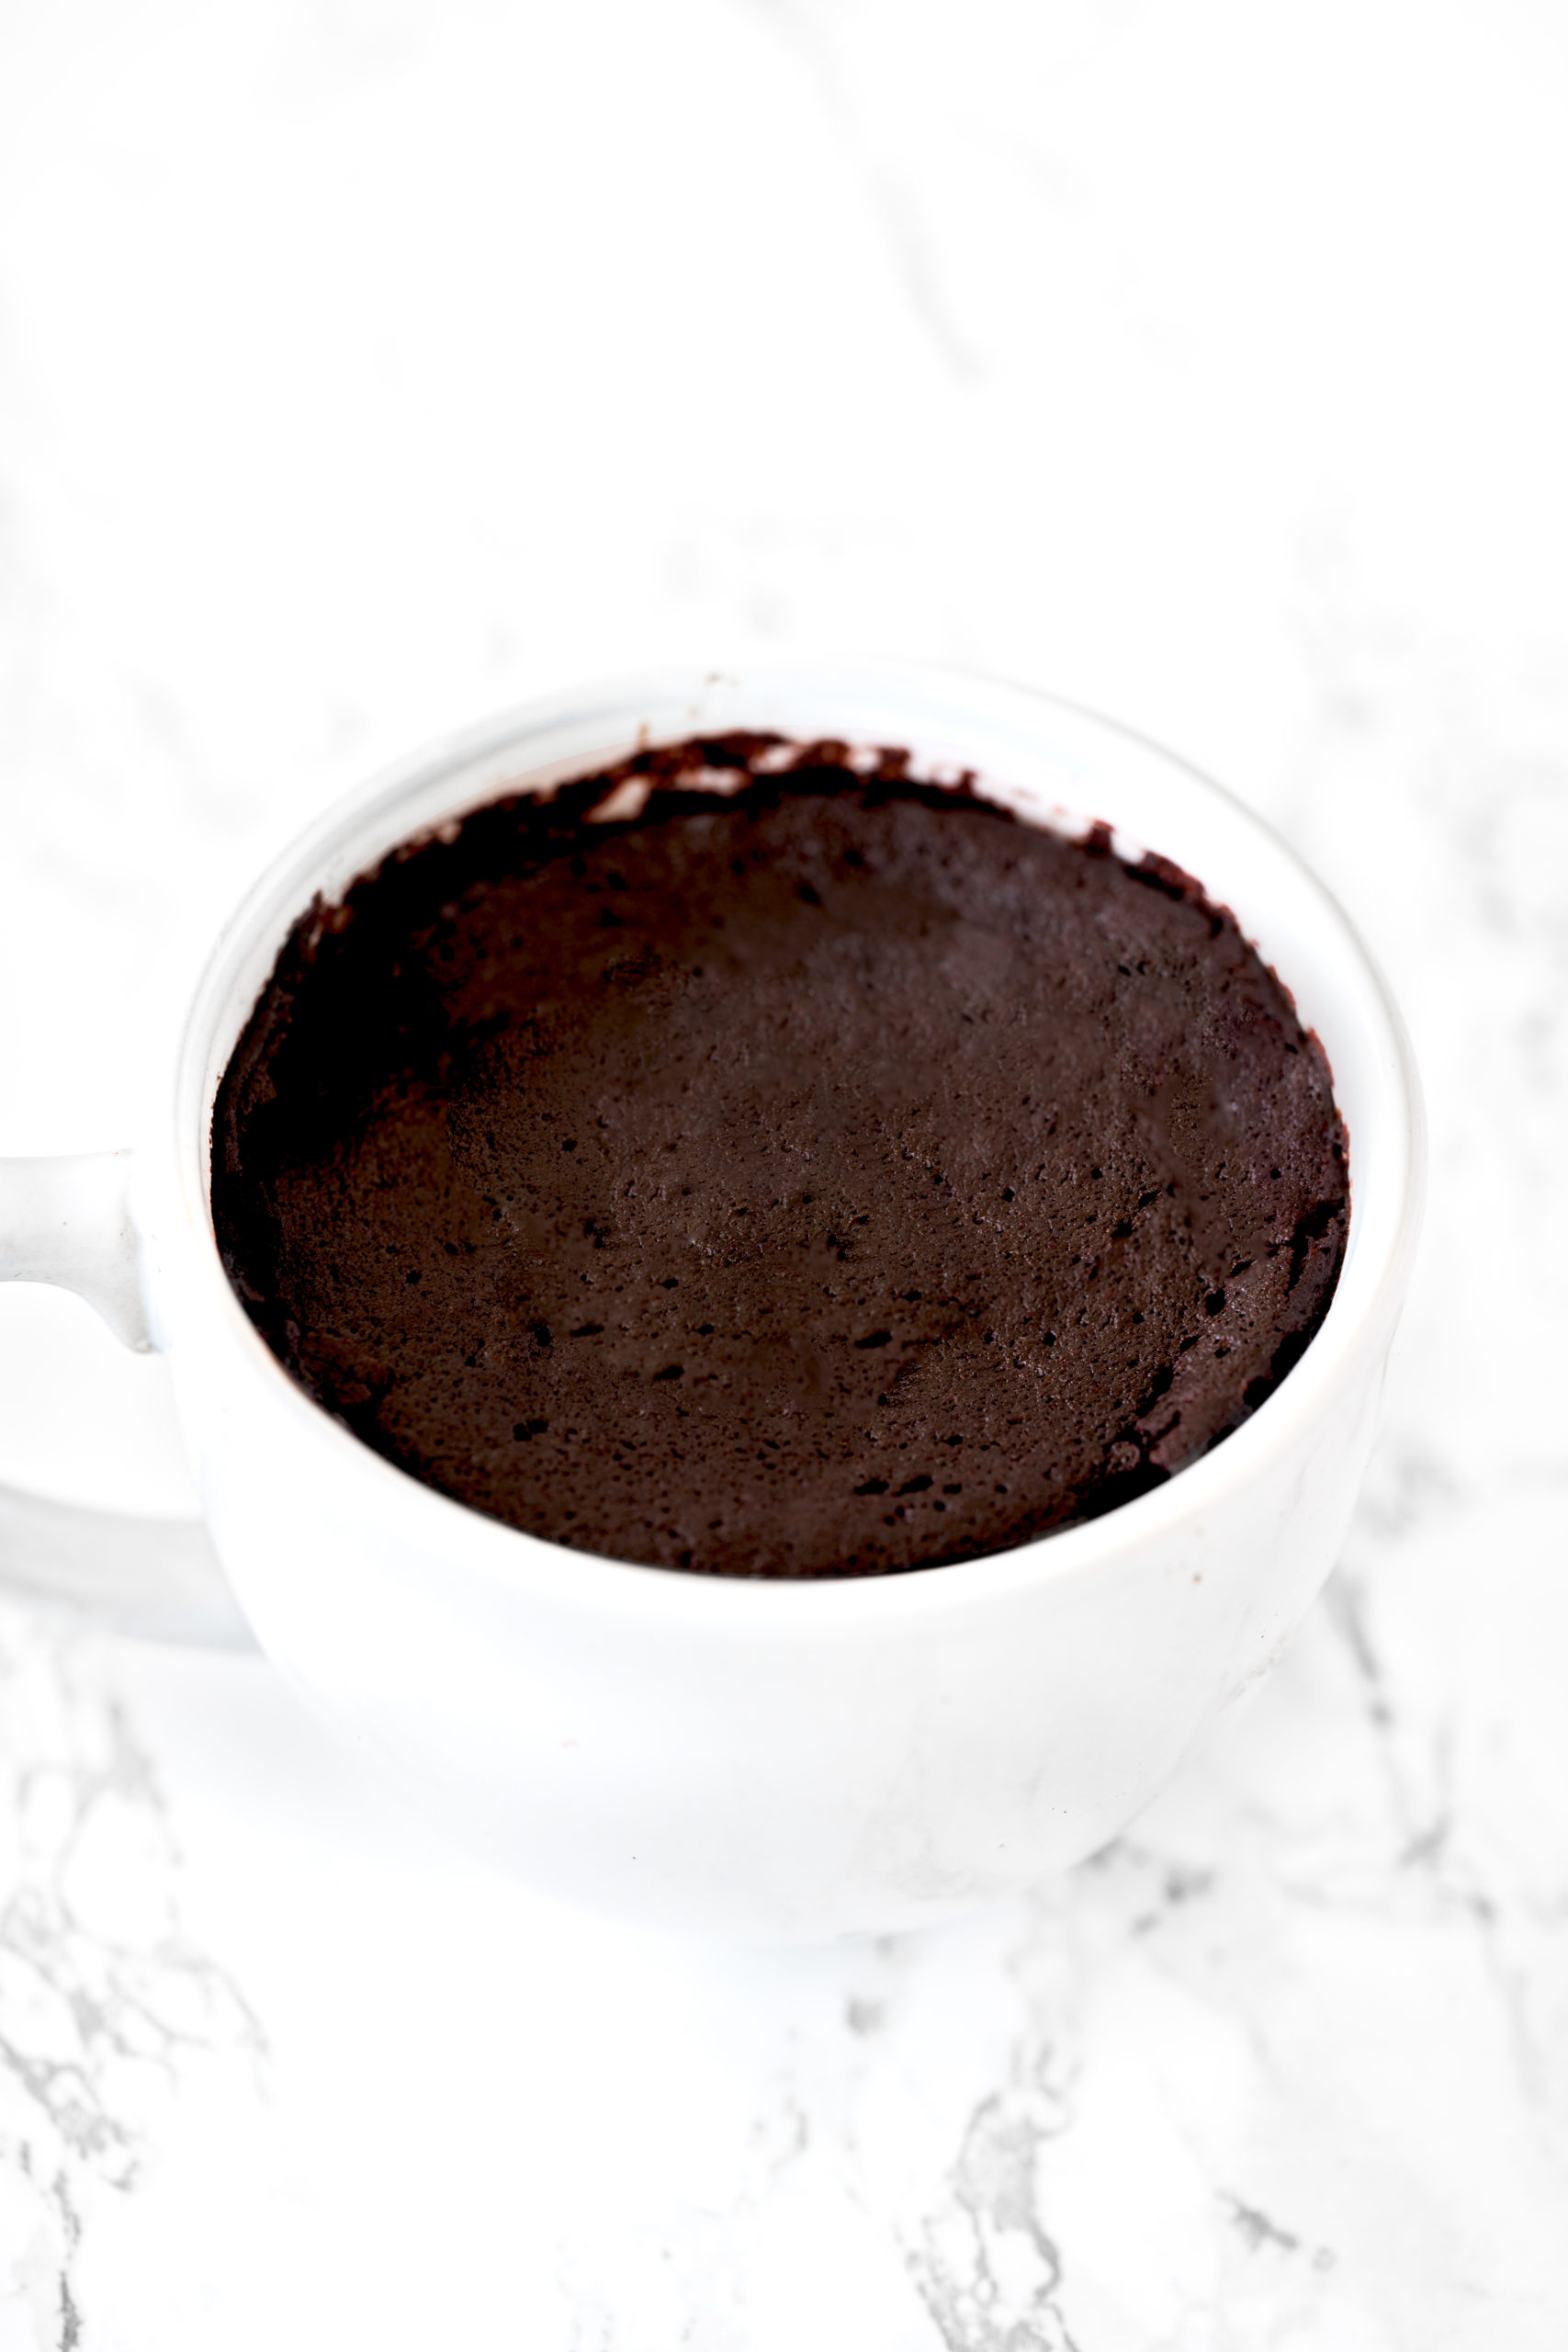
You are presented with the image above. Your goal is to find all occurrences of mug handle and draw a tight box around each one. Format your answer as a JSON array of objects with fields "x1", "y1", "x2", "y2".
[{"x1": 0, "y1": 1153, "x2": 251, "y2": 1645}]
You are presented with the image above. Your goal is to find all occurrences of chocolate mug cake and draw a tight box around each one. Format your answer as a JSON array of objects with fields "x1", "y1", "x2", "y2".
[{"x1": 212, "y1": 734, "x2": 1348, "y2": 1578}]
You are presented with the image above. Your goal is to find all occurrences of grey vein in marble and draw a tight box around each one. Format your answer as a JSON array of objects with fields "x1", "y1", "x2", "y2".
[{"x1": 0, "y1": 1603, "x2": 264, "y2": 2346}]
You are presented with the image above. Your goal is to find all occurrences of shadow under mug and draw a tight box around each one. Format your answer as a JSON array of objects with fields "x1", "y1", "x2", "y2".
[{"x1": 0, "y1": 662, "x2": 1425, "y2": 1940}]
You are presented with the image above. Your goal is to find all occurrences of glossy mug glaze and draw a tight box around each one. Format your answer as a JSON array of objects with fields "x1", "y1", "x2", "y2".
[{"x1": 0, "y1": 663, "x2": 1425, "y2": 1940}]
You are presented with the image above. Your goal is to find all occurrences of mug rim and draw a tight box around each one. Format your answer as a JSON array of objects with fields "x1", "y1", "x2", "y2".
[{"x1": 168, "y1": 657, "x2": 1427, "y2": 1623}]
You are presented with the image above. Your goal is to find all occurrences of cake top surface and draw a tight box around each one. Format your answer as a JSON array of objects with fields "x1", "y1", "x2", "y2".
[{"x1": 212, "y1": 734, "x2": 1349, "y2": 1577}]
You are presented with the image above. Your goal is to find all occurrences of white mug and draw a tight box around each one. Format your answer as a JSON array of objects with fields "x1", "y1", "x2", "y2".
[{"x1": 0, "y1": 663, "x2": 1425, "y2": 1940}]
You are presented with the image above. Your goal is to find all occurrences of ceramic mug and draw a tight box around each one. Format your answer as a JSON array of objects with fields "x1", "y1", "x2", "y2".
[{"x1": 0, "y1": 663, "x2": 1425, "y2": 1940}]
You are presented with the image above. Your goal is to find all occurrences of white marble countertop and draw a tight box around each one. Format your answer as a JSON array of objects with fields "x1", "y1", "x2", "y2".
[{"x1": 3, "y1": 2, "x2": 1567, "y2": 2344}]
